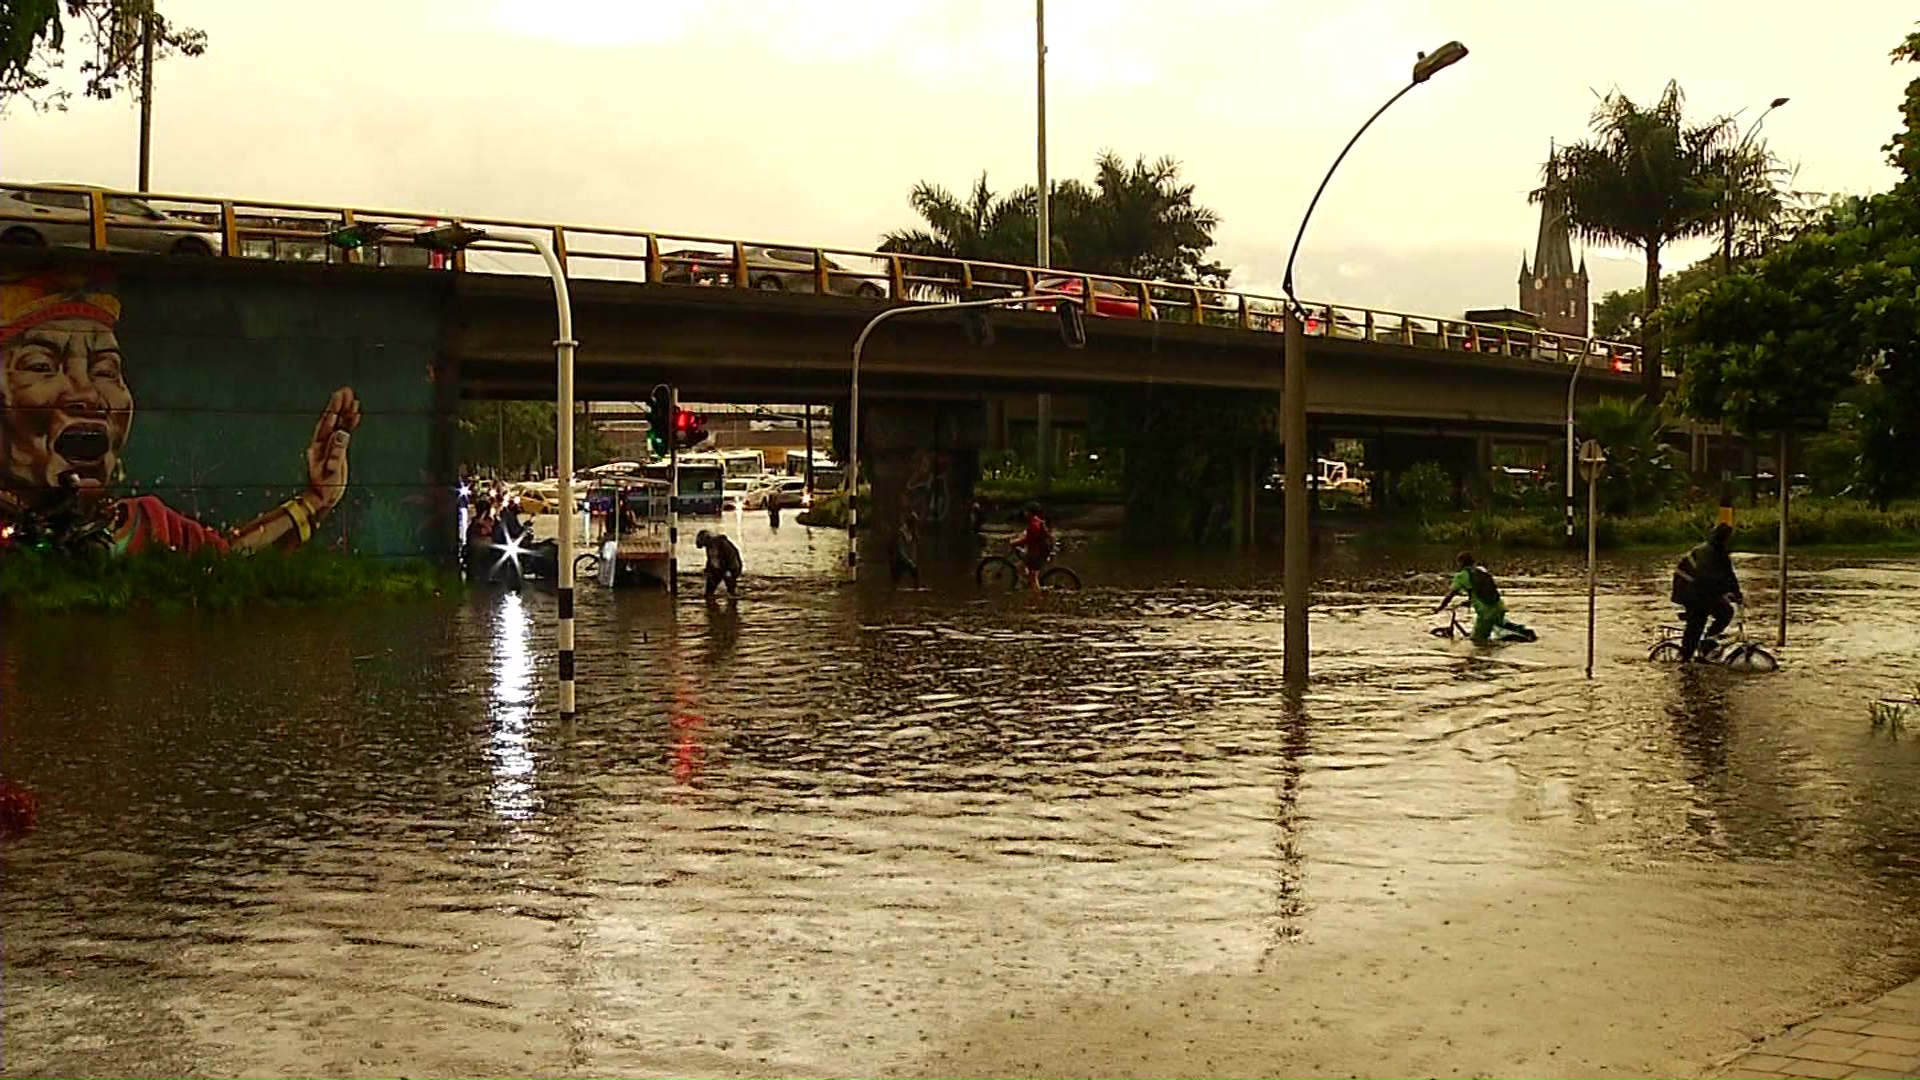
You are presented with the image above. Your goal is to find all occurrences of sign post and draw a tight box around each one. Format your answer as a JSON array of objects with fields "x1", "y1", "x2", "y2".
[{"x1": 1579, "y1": 439, "x2": 1607, "y2": 680}]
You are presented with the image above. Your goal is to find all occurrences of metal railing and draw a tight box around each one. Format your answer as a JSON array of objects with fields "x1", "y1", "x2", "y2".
[{"x1": 0, "y1": 180, "x2": 1651, "y2": 375}]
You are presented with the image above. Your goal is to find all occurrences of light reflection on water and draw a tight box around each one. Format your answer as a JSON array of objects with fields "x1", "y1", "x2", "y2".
[
  {"x1": 488, "y1": 590, "x2": 536, "y2": 823},
  {"x1": 3, "y1": 524, "x2": 1920, "y2": 1078}
]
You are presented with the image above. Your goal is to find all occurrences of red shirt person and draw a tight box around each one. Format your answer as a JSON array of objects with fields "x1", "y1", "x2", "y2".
[{"x1": 0, "y1": 270, "x2": 361, "y2": 553}]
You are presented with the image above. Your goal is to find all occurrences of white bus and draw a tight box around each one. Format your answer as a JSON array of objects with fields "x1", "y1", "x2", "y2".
[
  {"x1": 784, "y1": 450, "x2": 837, "y2": 478},
  {"x1": 719, "y1": 449, "x2": 766, "y2": 479}
]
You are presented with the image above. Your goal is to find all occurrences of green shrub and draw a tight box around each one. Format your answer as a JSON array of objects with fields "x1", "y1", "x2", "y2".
[
  {"x1": 0, "y1": 547, "x2": 454, "y2": 614},
  {"x1": 1396, "y1": 461, "x2": 1453, "y2": 520},
  {"x1": 1415, "y1": 498, "x2": 1920, "y2": 551}
]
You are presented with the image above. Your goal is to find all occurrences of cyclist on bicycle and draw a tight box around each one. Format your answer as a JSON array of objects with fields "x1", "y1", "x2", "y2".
[
  {"x1": 1436, "y1": 551, "x2": 1535, "y2": 645},
  {"x1": 1009, "y1": 502, "x2": 1055, "y2": 590},
  {"x1": 1672, "y1": 522, "x2": 1742, "y2": 661}
]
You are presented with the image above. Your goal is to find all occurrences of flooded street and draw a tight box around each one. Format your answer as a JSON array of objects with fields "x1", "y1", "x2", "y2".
[{"x1": 5, "y1": 520, "x2": 1920, "y2": 1078}]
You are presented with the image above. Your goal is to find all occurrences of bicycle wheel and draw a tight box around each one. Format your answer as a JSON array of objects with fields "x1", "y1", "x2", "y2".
[
  {"x1": 975, "y1": 555, "x2": 1020, "y2": 589},
  {"x1": 574, "y1": 553, "x2": 600, "y2": 580},
  {"x1": 1648, "y1": 640, "x2": 1684, "y2": 663},
  {"x1": 1039, "y1": 566, "x2": 1082, "y2": 592},
  {"x1": 1721, "y1": 643, "x2": 1778, "y2": 673}
]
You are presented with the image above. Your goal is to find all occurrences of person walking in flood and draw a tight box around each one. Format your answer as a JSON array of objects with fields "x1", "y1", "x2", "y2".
[
  {"x1": 1436, "y1": 551, "x2": 1536, "y2": 644},
  {"x1": 767, "y1": 494, "x2": 782, "y2": 529},
  {"x1": 696, "y1": 528, "x2": 742, "y2": 599}
]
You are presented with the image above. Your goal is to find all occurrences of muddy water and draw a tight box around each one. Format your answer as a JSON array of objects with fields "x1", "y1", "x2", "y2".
[{"x1": 4, "y1": 522, "x2": 1919, "y2": 1078}]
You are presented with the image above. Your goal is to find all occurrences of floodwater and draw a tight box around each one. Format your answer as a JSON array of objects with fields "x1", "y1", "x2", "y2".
[{"x1": 5, "y1": 518, "x2": 1920, "y2": 1079}]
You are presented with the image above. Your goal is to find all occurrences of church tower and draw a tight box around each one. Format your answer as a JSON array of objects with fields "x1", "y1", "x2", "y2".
[{"x1": 1519, "y1": 149, "x2": 1591, "y2": 337}]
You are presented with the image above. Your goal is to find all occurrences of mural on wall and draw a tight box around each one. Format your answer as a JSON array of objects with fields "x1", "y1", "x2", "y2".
[{"x1": 0, "y1": 267, "x2": 428, "y2": 556}]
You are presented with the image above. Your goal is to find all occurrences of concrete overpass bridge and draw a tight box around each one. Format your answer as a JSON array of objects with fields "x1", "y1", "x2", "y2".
[{"x1": 0, "y1": 182, "x2": 1661, "y2": 561}]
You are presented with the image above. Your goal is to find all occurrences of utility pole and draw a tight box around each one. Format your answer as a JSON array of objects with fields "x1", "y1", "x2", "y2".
[
  {"x1": 137, "y1": 9, "x2": 155, "y2": 190},
  {"x1": 1033, "y1": 0, "x2": 1054, "y2": 499}
]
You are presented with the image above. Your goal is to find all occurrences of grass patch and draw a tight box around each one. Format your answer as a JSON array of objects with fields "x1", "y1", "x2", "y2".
[
  {"x1": 1410, "y1": 498, "x2": 1920, "y2": 551},
  {"x1": 0, "y1": 547, "x2": 456, "y2": 614}
]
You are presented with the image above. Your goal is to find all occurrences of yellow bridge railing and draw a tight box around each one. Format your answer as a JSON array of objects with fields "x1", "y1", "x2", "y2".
[{"x1": 0, "y1": 180, "x2": 1648, "y2": 375}]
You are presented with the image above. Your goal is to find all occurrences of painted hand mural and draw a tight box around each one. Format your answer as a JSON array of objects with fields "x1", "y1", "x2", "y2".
[{"x1": 0, "y1": 270, "x2": 363, "y2": 555}]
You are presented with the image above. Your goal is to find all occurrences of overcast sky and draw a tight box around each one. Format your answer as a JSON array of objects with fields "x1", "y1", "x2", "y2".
[{"x1": 2, "y1": 0, "x2": 1914, "y2": 315}]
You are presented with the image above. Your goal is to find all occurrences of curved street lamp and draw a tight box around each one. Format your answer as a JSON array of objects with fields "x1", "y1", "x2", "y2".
[
  {"x1": 1722, "y1": 97, "x2": 1789, "y2": 273},
  {"x1": 1278, "y1": 40, "x2": 1468, "y2": 687}
]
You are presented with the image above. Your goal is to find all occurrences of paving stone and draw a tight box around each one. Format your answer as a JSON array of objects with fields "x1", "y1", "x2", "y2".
[
  {"x1": 1804, "y1": 1030, "x2": 1871, "y2": 1049},
  {"x1": 1846, "y1": 1051, "x2": 1920, "y2": 1074},
  {"x1": 1738, "y1": 1054, "x2": 1803, "y2": 1074},
  {"x1": 1788, "y1": 1042, "x2": 1867, "y2": 1065},
  {"x1": 1856, "y1": 1036, "x2": 1920, "y2": 1057},
  {"x1": 1779, "y1": 1058, "x2": 1863, "y2": 1080},
  {"x1": 1812, "y1": 1018, "x2": 1879, "y2": 1035},
  {"x1": 1838, "y1": 1005, "x2": 1881, "y2": 1019},
  {"x1": 1863, "y1": 1023, "x2": 1920, "y2": 1041},
  {"x1": 1841, "y1": 1069, "x2": 1918, "y2": 1079}
]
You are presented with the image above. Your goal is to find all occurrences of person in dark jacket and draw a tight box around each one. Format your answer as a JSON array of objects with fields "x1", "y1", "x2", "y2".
[
  {"x1": 696, "y1": 528, "x2": 742, "y2": 599},
  {"x1": 1673, "y1": 522, "x2": 1743, "y2": 661}
]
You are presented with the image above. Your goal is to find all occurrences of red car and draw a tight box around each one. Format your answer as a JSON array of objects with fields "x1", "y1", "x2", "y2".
[{"x1": 1031, "y1": 274, "x2": 1154, "y2": 319}]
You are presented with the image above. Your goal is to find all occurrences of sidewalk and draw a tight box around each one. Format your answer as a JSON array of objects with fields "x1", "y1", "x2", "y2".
[{"x1": 1714, "y1": 976, "x2": 1920, "y2": 1079}]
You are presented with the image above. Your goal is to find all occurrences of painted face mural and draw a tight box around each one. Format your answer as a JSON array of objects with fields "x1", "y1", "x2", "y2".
[{"x1": 0, "y1": 270, "x2": 363, "y2": 555}]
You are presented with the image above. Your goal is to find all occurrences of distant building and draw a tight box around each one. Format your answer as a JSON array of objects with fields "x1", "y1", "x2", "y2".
[{"x1": 1517, "y1": 163, "x2": 1590, "y2": 337}]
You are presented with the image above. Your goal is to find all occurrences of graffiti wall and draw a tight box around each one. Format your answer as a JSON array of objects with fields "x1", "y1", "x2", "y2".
[{"x1": 0, "y1": 263, "x2": 452, "y2": 559}]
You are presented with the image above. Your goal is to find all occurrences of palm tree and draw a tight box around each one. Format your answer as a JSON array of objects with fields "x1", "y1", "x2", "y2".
[
  {"x1": 878, "y1": 173, "x2": 1034, "y2": 298},
  {"x1": 1535, "y1": 81, "x2": 1731, "y2": 402},
  {"x1": 879, "y1": 152, "x2": 1230, "y2": 298},
  {"x1": 1070, "y1": 152, "x2": 1227, "y2": 285}
]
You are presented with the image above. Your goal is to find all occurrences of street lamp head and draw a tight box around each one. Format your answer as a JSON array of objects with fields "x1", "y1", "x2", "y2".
[
  {"x1": 1412, "y1": 40, "x2": 1468, "y2": 84},
  {"x1": 325, "y1": 221, "x2": 391, "y2": 251},
  {"x1": 412, "y1": 223, "x2": 489, "y2": 254},
  {"x1": 1769, "y1": 96, "x2": 1790, "y2": 109}
]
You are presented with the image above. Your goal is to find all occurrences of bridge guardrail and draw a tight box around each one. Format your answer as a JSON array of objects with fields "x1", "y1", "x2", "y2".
[{"x1": 0, "y1": 180, "x2": 1652, "y2": 377}]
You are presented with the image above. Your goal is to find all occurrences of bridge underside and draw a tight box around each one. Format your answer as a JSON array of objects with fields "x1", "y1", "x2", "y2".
[{"x1": 447, "y1": 275, "x2": 1645, "y2": 433}]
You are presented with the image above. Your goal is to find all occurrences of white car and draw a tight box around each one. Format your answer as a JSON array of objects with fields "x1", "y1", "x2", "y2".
[
  {"x1": 1, "y1": 184, "x2": 218, "y2": 256},
  {"x1": 721, "y1": 477, "x2": 758, "y2": 511},
  {"x1": 744, "y1": 476, "x2": 809, "y2": 510}
]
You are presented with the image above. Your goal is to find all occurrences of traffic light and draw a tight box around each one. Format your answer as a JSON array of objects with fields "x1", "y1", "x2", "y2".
[
  {"x1": 674, "y1": 407, "x2": 709, "y2": 450},
  {"x1": 646, "y1": 384, "x2": 672, "y2": 456}
]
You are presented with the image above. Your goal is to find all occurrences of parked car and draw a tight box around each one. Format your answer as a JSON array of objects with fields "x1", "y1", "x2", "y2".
[
  {"x1": 1029, "y1": 274, "x2": 1154, "y2": 319},
  {"x1": 0, "y1": 184, "x2": 217, "y2": 256},
  {"x1": 744, "y1": 476, "x2": 809, "y2": 510},
  {"x1": 657, "y1": 246, "x2": 887, "y2": 298},
  {"x1": 722, "y1": 477, "x2": 758, "y2": 511}
]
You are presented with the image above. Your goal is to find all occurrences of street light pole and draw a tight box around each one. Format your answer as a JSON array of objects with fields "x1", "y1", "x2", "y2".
[
  {"x1": 1034, "y1": 0, "x2": 1054, "y2": 499},
  {"x1": 1566, "y1": 354, "x2": 1585, "y2": 542},
  {"x1": 1722, "y1": 98, "x2": 1788, "y2": 274},
  {"x1": 451, "y1": 227, "x2": 579, "y2": 719},
  {"x1": 848, "y1": 294, "x2": 1086, "y2": 576},
  {"x1": 1279, "y1": 40, "x2": 1468, "y2": 687}
]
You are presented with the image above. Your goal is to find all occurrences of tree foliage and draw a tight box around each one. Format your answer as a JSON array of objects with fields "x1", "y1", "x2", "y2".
[
  {"x1": 1534, "y1": 81, "x2": 1746, "y2": 401},
  {"x1": 879, "y1": 150, "x2": 1228, "y2": 292},
  {"x1": 1572, "y1": 396, "x2": 1684, "y2": 515},
  {"x1": 1, "y1": 0, "x2": 206, "y2": 109},
  {"x1": 1669, "y1": 27, "x2": 1920, "y2": 506},
  {"x1": 457, "y1": 401, "x2": 616, "y2": 476}
]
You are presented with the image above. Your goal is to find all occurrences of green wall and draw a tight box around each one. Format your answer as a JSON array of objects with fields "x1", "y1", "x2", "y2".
[{"x1": 0, "y1": 260, "x2": 455, "y2": 560}]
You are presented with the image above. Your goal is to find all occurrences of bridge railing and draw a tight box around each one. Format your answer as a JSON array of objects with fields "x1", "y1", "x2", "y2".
[{"x1": 0, "y1": 180, "x2": 1652, "y2": 376}]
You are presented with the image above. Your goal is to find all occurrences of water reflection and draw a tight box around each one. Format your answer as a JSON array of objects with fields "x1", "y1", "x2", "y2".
[
  {"x1": 487, "y1": 591, "x2": 537, "y2": 822},
  {"x1": 3, "y1": 541, "x2": 1920, "y2": 1078}
]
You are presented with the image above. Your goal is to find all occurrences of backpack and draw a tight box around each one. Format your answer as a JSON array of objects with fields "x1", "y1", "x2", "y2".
[{"x1": 1467, "y1": 565, "x2": 1501, "y2": 606}]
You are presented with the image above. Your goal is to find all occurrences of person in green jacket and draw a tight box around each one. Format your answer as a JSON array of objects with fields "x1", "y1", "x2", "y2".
[{"x1": 1436, "y1": 551, "x2": 1537, "y2": 645}]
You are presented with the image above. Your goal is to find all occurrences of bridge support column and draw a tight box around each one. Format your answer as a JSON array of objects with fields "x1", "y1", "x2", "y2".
[{"x1": 855, "y1": 399, "x2": 985, "y2": 579}]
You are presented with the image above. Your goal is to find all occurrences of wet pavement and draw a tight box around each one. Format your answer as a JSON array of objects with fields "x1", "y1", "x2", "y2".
[{"x1": 5, "y1": 518, "x2": 1920, "y2": 1078}]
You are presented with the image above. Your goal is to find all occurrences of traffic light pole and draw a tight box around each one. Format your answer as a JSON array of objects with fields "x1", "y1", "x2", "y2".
[
  {"x1": 668, "y1": 385, "x2": 680, "y2": 597},
  {"x1": 847, "y1": 294, "x2": 1086, "y2": 578}
]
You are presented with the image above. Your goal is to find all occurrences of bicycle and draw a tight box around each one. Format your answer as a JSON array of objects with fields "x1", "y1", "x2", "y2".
[
  {"x1": 1648, "y1": 603, "x2": 1778, "y2": 672},
  {"x1": 1430, "y1": 605, "x2": 1537, "y2": 644},
  {"x1": 976, "y1": 537, "x2": 1081, "y2": 592}
]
